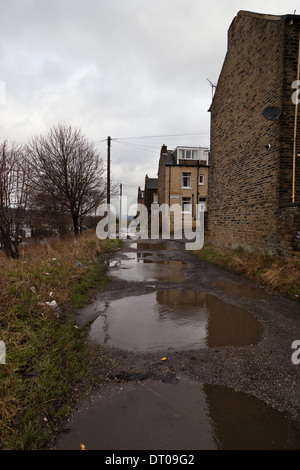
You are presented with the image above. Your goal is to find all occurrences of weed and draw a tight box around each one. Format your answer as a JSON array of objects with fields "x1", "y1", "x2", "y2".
[
  {"x1": 0, "y1": 232, "x2": 121, "y2": 449},
  {"x1": 194, "y1": 244, "x2": 300, "y2": 297}
]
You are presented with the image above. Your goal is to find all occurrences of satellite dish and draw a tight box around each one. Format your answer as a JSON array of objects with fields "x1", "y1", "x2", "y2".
[{"x1": 262, "y1": 106, "x2": 282, "y2": 120}]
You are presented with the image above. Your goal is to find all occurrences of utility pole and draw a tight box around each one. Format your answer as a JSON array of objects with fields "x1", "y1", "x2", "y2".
[
  {"x1": 107, "y1": 136, "x2": 111, "y2": 236},
  {"x1": 119, "y1": 182, "x2": 122, "y2": 221},
  {"x1": 107, "y1": 136, "x2": 111, "y2": 206}
]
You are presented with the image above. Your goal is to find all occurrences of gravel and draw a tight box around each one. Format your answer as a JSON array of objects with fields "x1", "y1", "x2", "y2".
[{"x1": 71, "y1": 239, "x2": 300, "y2": 426}]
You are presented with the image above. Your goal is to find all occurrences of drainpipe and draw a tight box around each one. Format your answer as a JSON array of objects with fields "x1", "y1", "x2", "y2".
[
  {"x1": 197, "y1": 165, "x2": 199, "y2": 220},
  {"x1": 169, "y1": 166, "x2": 171, "y2": 207},
  {"x1": 168, "y1": 166, "x2": 172, "y2": 232},
  {"x1": 292, "y1": 26, "x2": 300, "y2": 203}
]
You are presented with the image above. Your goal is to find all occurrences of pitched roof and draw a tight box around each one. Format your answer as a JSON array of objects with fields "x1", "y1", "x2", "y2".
[
  {"x1": 162, "y1": 151, "x2": 176, "y2": 166},
  {"x1": 145, "y1": 177, "x2": 158, "y2": 190}
]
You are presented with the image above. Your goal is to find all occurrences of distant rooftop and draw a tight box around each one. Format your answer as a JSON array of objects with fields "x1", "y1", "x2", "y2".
[
  {"x1": 145, "y1": 177, "x2": 158, "y2": 190},
  {"x1": 160, "y1": 145, "x2": 209, "y2": 166}
]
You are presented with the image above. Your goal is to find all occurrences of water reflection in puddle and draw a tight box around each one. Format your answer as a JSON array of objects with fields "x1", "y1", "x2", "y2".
[
  {"x1": 130, "y1": 241, "x2": 174, "y2": 251},
  {"x1": 210, "y1": 280, "x2": 269, "y2": 300},
  {"x1": 108, "y1": 253, "x2": 191, "y2": 282},
  {"x1": 54, "y1": 379, "x2": 300, "y2": 450},
  {"x1": 88, "y1": 290, "x2": 263, "y2": 351}
]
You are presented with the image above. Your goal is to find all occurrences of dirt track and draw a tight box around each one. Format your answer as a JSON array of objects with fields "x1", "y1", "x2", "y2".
[{"x1": 69, "y1": 238, "x2": 300, "y2": 426}]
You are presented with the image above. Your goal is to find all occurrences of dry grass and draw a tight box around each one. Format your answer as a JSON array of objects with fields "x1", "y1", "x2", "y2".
[
  {"x1": 0, "y1": 232, "x2": 121, "y2": 449},
  {"x1": 194, "y1": 244, "x2": 300, "y2": 298},
  {"x1": 1, "y1": 235, "x2": 106, "y2": 309}
]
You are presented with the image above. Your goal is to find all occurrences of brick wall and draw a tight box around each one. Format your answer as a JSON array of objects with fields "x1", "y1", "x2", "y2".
[
  {"x1": 278, "y1": 17, "x2": 300, "y2": 253},
  {"x1": 280, "y1": 18, "x2": 300, "y2": 205},
  {"x1": 208, "y1": 11, "x2": 300, "y2": 254},
  {"x1": 158, "y1": 151, "x2": 167, "y2": 207}
]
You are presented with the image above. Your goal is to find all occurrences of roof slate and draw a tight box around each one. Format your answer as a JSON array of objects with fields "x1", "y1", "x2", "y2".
[
  {"x1": 163, "y1": 151, "x2": 176, "y2": 165},
  {"x1": 145, "y1": 178, "x2": 158, "y2": 190}
]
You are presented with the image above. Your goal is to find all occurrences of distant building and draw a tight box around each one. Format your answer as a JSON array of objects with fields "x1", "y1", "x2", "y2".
[
  {"x1": 137, "y1": 186, "x2": 144, "y2": 207},
  {"x1": 208, "y1": 11, "x2": 300, "y2": 254},
  {"x1": 158, "y1": 144, "x2": 209, "y2": 221},
  {"x1": 144, "y1": 175, "x2": 158, "y2": 213}
]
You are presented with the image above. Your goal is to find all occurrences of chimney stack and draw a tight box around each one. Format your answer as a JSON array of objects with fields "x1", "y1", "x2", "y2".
[{"x1": 161, "y1": 144, "x2": 168, "y2": 155}]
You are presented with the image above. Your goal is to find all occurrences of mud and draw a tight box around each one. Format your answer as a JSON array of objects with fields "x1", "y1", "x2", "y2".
[{"x1": 52, "y1": 238, "x2": 300, "y2": 450}]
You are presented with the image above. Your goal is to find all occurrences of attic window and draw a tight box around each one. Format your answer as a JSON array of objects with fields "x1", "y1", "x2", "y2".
[{"x1": 179, "y1": 149, "x2": 199, "y2": 160}]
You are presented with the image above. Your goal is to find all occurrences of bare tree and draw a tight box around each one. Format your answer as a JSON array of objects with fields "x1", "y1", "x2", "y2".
[
  {"x1": 0, "y1": 140, "x2": 30, "y2": 258},
  {"x1": 26, "y1": 124, "x2": 108, "y2": 236},
  {"x1": 27, "y1": 189, "x2": 72, "y2": 238}
]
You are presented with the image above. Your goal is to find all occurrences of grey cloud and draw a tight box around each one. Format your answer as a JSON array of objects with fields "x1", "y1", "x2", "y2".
[{"x1": 0, "y1": 0, "x2": 297, "y2": 206}]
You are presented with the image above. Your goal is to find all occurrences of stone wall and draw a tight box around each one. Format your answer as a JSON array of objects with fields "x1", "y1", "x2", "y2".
[{"x1": 207, "y1": 11, "x2": 300, "y2": 254}]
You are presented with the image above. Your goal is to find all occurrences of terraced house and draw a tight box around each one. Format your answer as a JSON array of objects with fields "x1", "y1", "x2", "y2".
[
  {"x1": 158, "y1": 144, "x2": 209, "y2": 230},
  {"x1": 207, "y1": 10, "x2": 300, "y2": 255}
]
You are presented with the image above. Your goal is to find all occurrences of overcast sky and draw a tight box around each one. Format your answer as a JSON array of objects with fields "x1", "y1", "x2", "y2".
[{"x1": 0, "y1": 0, "x2": 298, "y2": 210}]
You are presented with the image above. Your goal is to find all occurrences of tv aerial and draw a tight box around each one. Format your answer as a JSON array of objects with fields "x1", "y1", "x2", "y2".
[{"x1": 207, "y1": 79, "x2": 216, "y2": 99}]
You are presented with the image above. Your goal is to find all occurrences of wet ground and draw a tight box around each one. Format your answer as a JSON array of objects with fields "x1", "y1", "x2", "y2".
[{"x1": 53, "y1": 239, "x2": 300, "y2": 450}]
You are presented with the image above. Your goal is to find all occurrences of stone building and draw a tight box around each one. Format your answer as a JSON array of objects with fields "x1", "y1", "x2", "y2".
[
  {"x1": 207, "y1": 11, "x2": 300, "y2": 255},
  {"x1": 137, "y1": 186, "x2": 144, "y2": 207},
  {"x1": 144, "y1": 175, "x2": 158, "y2": 213},
  {"x1": 158, "y1": 144, "x2": 209, "y2": 230}
]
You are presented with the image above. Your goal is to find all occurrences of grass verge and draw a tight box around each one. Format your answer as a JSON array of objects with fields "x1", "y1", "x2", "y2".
[
  {"x1": 193, "y1": 244, "x2": 300, "y2": 298},
  {"x1": 0, "y1": 232, "x2": 121, "y2": 450}
]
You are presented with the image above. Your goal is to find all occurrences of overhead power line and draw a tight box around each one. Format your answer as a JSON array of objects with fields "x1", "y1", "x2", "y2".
[
  {"x1": 113, "y1": 131, "x2": 209, "y2": 141},
  {"x1": 113, "y1": 140, "x2": 158, "y2": 153},
  {"x1": 93, "y1": 131, "x2": 210, "y2": 147}
]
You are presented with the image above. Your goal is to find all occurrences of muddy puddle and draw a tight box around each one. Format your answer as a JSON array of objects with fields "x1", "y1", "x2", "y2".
[
  {"x1": 54, "y1": 378, "x2": 300, "y2": 450},
  {"x1": 130, "y1": 241, "x2": 174, "y2": 251},
  {"x1": 108, "y1": 253, "x2": 191, "y2": 282},
  {"x1": 88, "y1": 289, "x2": 263, "y2": 352},
  {"x1": 210, "y1": 280, "x2": 269, "y2": 300}
]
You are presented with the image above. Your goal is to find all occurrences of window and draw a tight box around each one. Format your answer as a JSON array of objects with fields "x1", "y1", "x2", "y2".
[
  {"x1": 182, "y1": 172, "x2": 191, "y2": 188},
  {"x1": 182, "y1": 197, "x2": 192, "y2": 213},
  {"x1": 178, "y1": 149, "x2": 199, "y2": 160},
  {"x1": 199, "y1": 197, "x2": 207, "y2": 212},
  {"x1": 199, "y1": 174, "x2": 205, "y2": 185},
  {"x1": 153, "y1": 193, "x2": 158, "y2": 203}
]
